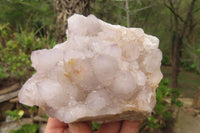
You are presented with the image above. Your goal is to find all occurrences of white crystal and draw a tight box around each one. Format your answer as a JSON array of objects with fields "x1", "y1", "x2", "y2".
[
  {"x1": 37, "y1": 79, "x2": 68, "y2": 109},
  {"x1": 111, "y1": 72, "x2": 136, "y2": 98},
  {"x1": 92, "y1": 54, "x2": 119, "y2": 86},
  {"x1": 122, "y1": 42, "x2": 142, "y2": 61},
  {"x1": 86, "y1": 90, "x2": 109, "y2": 111},
  {"x1": 18, "y1": 14, "x2": 163, "y2": 123},
  {"x1": 31, "y1": 49, "x2": 63, "y2": 73},
  {"x1": 103, "y1": 44, "x2": 122, "y2": 59}
]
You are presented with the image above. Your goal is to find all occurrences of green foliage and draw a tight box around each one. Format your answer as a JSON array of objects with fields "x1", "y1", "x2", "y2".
[
  {"x1": 183, "y1": 44, "x2": 200, "y2": 73},
  {"x1": 195, "y1": 48, "x2": 200, "y2": 54},
  {"x1": 43, "y1": 113, "x2": 49, "y2": 120},
  {"x1": 5, "y1": 109, "x2": 24, "y2": 121},
  {"x1": 0, "y1": 0, "x2": 56, "y2": 33},
  {"x1": 22, "y1": 104, "x2": 37, "y2": 110},
  {"x1": 0, "y1": 23, "x2": 56, "y2": 82},
  {"x1": 0, "y1": 66, "x2": 9, "y2": 79},
  {"x1": 0, "y1": 1, "x2": 56, "y2": 82},
  {"x1": 146, "y1": 78, "x2": 183, "y2": 129},
  {"x1": 146, "y1": 116, "x2": 160, "y2": 129},
  {"x1": 30, "y1": 105, "x2": 37, "y2": 112},
  {"x1": 181, "y1": 60, "x2": 197, "y2": 72},
  {"x1": 91, "y1": 122, "x2": 101, "y2": 131},
  {"x1": 9, "y1": 124, "x2": 39, "y2": 133},
  {"x1": 161, "y1": 54, "x2": 170, "y2": 65}
]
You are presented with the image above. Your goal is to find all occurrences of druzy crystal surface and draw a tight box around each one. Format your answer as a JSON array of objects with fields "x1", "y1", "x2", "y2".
[{"x1": 18, "y1": 14, "x2": 163, "y2": 123}]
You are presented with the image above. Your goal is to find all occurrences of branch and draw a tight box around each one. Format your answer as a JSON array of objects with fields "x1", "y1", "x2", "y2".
[
  {"x1": 129, "y1": 4, "x2": 154, "y2": 14},
  {"x1": 180, "y1": 0, "x2": 197, "y2": 37},
  {"x1": 112, "y1": 2, "x2": 126, "y2": 11},
  {"x1": 113, "y1": 4, "x2": 126, "y2": 10},
  {"x1": 125, "y1": 0, "x2": 130, "y2": 27},
  {"x1": 164, "y1": 1, "x2": 184, "y2": 23}
]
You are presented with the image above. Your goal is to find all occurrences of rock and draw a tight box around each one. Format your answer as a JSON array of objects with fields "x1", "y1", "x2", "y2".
[{"x1": 18, "y1": 14, "x2": 163, "y2": 123}]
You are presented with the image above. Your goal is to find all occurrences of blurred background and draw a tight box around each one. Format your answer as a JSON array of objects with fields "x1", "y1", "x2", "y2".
[{"x1": 0, "y1": 0, "x2": 200, "y2": 132}]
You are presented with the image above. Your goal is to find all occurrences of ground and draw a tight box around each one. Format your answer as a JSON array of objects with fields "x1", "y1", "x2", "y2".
[
  {"x1": 161, "y1": 66, "x2": 200, "y2": 98},
  {"x1": 174, "y1": 99, "x2": 200, "y2": 133},
  {"x1": 162, "y1": 66, "x2": 200, "y2": 133}
]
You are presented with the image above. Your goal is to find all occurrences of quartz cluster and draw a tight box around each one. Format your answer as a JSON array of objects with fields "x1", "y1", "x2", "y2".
[{"x1": 18, "y1": 14, "x2": 163, "y2": 123}]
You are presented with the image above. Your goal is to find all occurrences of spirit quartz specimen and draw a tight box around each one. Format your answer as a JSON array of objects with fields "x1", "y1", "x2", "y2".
[{"x1": 18, "y1": 14, "x2": 163, "y2": 123}]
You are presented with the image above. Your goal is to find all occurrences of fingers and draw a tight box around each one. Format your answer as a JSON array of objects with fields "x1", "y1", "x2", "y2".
[
  {"x1": 45, "y1": 118, "x2": 140, "y2": 133},
  {"x1": 119, "y1": 120, "x2": 140, "y2": 133},
  {"x1": 44, "y1": 118, "x2": 68, "y2": 133},
  {"x1": 68, "y1": 122, "x2": 93, "y2": 133},
  {"x1": 96, "y1": 121, "x2": 122, "y2": 133}
]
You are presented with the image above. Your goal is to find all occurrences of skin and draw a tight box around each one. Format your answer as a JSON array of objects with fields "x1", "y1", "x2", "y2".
[{"x1": 45, "y1": 118, "x2": 140, "y2": 133}]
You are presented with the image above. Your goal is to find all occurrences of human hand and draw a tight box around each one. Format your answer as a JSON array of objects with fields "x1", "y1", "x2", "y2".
[{"x1": 44, "y1": 117, "x2": 140, "y2": 133}]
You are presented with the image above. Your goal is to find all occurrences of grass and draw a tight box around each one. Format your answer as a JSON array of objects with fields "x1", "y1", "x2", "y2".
[{"x1": 161, "y1": 66, "x2": 200, "y2": 98}]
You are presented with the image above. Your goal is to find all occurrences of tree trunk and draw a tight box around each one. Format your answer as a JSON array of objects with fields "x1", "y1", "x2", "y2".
[
  {"x1": 125, "y1": 0, "x2": 130, "y2": 27},
  {"x1": 165, "y1": 0, "x2": 197, "y2": 88},
  {"x1": 53, "y1": 0, "x2": 90, "y2": 43},
  {"x1": 171, "y1": 35, "x2": 182, "y2": 88}
]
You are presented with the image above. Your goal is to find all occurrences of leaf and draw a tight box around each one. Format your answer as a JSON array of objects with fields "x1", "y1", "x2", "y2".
[
  {"x1": 163, "y1": 111, "x2": 172, "y2": 120},
  {"x1": 155, "y1": 104, "x2": 165, "y2": 114},
  {"x1": 9, "y1": 124, "x2": 39, "y2": 133},
  {"x1": 5, "y1": 109, "x2": 24, "y2": 121},
  {"x1": 18, "y1": 110, "x2": 24, "y2": 118},
  {"x1": 91, "y1": 122, "x2": 101, "y2": 131},
  {"x1": 176, "y1": 100, "x2": 183, "y2": 107},
  {"x1": 171, "y1": 89, "x2": 181, "y2": 98},
  {"x1": 147, "y1": 116, "x2": 160, "y2": 129},
  {"x1": 171, "y1": 97, "x2": 176, "y2": 104},
  {"x1": 195, "y1": 48, "x2": 200, "y2": 54}
]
